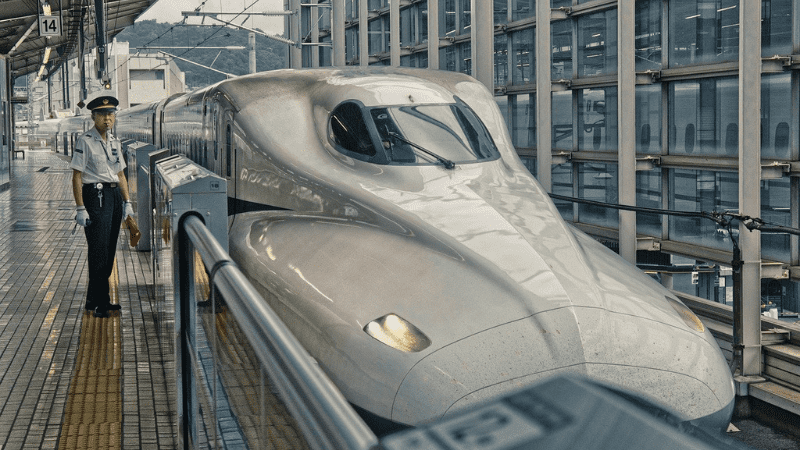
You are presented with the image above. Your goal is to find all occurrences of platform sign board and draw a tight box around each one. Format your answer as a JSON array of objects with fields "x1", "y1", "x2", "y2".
[{"x1": 39, "y1": 15, "x2": 61, "y2": 37}]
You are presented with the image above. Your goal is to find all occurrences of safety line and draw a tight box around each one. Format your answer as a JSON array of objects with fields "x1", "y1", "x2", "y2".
[{"x1": 58, "y1": 259, "x2": 122, "y2": 450}]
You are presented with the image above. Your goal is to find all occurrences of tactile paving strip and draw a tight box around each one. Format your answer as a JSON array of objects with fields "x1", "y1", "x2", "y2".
[{"x1": 59, "y1": 261, "x2": 122, "y2": 450}]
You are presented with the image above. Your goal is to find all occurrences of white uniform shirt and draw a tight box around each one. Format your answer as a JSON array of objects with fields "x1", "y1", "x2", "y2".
[{"x1": 70, "y1": 128, "x2": 126, "y2": 184}]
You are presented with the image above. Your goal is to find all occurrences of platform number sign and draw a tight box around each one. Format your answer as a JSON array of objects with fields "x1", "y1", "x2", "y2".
[{"x1": 39, "y1": 15, "x2": 61, "y2": 37}]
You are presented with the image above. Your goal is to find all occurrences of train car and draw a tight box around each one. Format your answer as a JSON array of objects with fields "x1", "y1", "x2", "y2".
[{"x1": 116, "y1": 67, "x2": 735, "y2": 433}]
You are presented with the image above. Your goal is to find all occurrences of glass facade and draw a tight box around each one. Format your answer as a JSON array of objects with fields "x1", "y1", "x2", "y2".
[{"x1": 293, "y1": 0, "x2": 800, "y2": 308}]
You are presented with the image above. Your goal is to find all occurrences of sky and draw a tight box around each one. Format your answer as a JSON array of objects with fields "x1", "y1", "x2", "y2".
[{"x1": 136, "y1": 0, "x2": 285, "y2": 35}]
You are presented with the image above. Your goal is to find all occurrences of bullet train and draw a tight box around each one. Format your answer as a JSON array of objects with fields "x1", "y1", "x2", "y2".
[{"x1": 114, "y1": 67, "x2": 735, "y2": 432}]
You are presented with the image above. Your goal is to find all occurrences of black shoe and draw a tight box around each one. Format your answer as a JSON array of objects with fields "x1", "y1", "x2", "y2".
[
  {"x1": 107, "y1": 304, "x2": 121, "y2": 311},
  {"x1": 93, "y1": 307, "x2": 109, "y2": 318},
  {"x1": 85, "y1": 302, "x2": 97, "y2": 311}
]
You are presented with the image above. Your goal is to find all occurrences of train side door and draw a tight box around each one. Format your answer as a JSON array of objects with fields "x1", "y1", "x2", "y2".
[{"x1": 223, "y1": 111, "x2": 236, "y2": 224}]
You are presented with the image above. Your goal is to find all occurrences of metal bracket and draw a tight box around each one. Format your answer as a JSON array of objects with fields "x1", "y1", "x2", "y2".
[
  {"x1": 762, "y1": 54, "x2": 792, "y2": 73},
  {"x1": 550, "y1": 7, "x2": 572, "y2": 20},
  {"x1": 761, "y1": 262, "x2": 790, "y2": 279},
  {"x1": 635, "y1": 70, "x2": 661, "y2": 85},
  {"x1": 761, "y1": 161, "x2": 789, "y2": 180},
  {"x1": 551, "y1": 151, "x2": 572, "y2": 165},
  {"x1": 636, "y1": 237, "x2": 661, "y2": 251},
  {"x1": 636, "y1": 156, "x2": 660, "y2": 171},
  {"x1": 551, "y1": 79, "x2": 572, "y2": 92}
]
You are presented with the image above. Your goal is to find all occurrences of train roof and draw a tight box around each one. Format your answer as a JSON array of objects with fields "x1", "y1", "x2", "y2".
[{"x1": 209, "y1": 67, "x2": 481, "y2": 112}]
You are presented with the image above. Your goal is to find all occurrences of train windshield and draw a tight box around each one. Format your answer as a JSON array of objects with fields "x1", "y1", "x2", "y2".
[{"x1": 329, "y1": 100, "x2": 499, "y2": 166}]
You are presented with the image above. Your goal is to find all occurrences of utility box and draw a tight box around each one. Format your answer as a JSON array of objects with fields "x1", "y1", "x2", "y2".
[
  {"x1": 125, "y1": 141, "x2": 155, "y2": 250},
  {"x1": 154, "y1": 156, "x2": 227, "y2": 251}
]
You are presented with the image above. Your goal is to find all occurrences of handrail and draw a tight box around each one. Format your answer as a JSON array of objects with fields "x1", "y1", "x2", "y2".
[{"x1": 180, "y1": 214, "x2": 379, "y2": 450}]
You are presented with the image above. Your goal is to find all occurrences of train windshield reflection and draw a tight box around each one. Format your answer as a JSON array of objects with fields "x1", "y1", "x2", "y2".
[
  {"x1": 371, "y1": 103, "x2": 499, "y2": 165},
  {"x1": 329, "y1": 99, "x2": 499, "y2": 166}
]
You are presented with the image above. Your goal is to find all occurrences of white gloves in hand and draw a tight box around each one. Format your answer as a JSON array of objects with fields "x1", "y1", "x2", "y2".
[
  {"x1": 123, "y1": 201, "x2": 135, "y2": 219},
  {"x1": 75, "y1": 206, "x2": 91, "y2": 227}
]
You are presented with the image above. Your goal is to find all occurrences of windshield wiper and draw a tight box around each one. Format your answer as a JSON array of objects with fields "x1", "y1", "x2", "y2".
[{"x1": 387, "y1": 131, "x2": 456, "y2": 170}]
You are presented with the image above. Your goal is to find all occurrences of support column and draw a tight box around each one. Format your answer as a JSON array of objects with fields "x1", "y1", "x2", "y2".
[
  {"x1": 359, "y1": 0, "x2": 368, "y2": 65},
  {"x1": 736, "y1": 0, "x2": 762, "y2": 377},
  {"x1": 289, "y1": 0, "x2": 302, "y2": 68},
  {"x1": 332, "y1": 0, "x2": 345, "y2": 66},
  {"x1": 390, "y1": 0, "x2": 400, "y2": 66},
  {"x1": 311, "y1": 0, "x2": 320, "y2": 67},
  {"x1": 248, "y1": 32, "x2": 256, "y2": 73},
  {"x1": 470, "y1": 0, "x2": 494, "y2": 90},
  {"x1": 618, "y1": 0, "x2": 636, "y2": 264},
  {"x1": 427, "y1": 0, "x2": 439, "y2": 69},
  {"x1": 535, "y1": 1, "x2": 552, "y2": 191}
]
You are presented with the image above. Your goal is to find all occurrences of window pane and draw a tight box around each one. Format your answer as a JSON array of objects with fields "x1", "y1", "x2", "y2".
[
  {"x1": 552, "y1": 91, "x2": 572, "y2": 150},
  {"x1": 669, "y1": 1, "x2": 739, "y2": 67},
  {"x1": 553, "y1": 163, "x2": 573, "y2": 219},
  {"x1": 577, "y1": 10, "x2": 617, "y2": 77},
  {"x1": 511, "y1": 29, "x2": 534, "y2": 85},
  {"x1": 552, "y1": 0, "x2": 571, "y2": 9},
  {"x1": 635, "y1": 0, "x2": 662, "y2": 71},
  {"x1": 495, "y1": 0, "x2": 508, "y2": 25},
  {"x1": 578, "y1": 87, "x2": 617, "y2": 152},
  {"x1": 763, "y1": 0, "x2": 792, "y2": 56},
  {"x1": 762, "y1": 73, "x2": 792, "y2": 160},
  {"x1": 637, "y1": 169, "x2": 662, "y2": 237},
  {"x1": 578, "y1": 163, "x2": 619, "y2": 228},
  {"x1": 551, "y1": 20, "x2": 572, "y2": 79},
  {"x1": 511, "y1": 94, "x2": 535, "y2": 148},
  {"x1": 637, "y1": 84, "x2": 661, "y2": 155},
  {"x1": 669, "y1": 169, "x2": 738, "y2": 251},
  {"x1": 512, "y1": 0, "x2": 534, "y2": 22},
  {"x1": 495, "y1": 34, "x2": 509, "y2": 86},
  {"x1": 668, "y1": 77, "x2": 738, "y2": 156},
  {"x1": 459, "y1": 0, "x2": 471, "y2": 35},
  {"x1": 761, "y1": 178, "x2": 791, "y2": 262}
]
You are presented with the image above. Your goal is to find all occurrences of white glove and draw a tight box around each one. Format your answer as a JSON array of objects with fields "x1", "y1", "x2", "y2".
[
  {"x1": 75, "y1": 206, "x2": 91, "y2": 227},
  {"x1": 123, "y1": 201, "x2": 135, "y2": 219}
]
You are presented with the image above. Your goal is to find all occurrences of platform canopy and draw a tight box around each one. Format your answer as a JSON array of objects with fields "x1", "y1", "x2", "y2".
[{"x1": 0, "y1": 0, "x2": 157, "y2": 79}]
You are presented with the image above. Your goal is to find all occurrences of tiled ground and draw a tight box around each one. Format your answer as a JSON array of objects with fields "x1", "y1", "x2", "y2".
[{"x1": 0, "y1": 149, "x2": 176, "y2": 449}]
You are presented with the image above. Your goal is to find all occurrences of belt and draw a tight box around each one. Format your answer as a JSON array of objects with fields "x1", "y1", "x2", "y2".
[{"x1": 86, "y1": 182, "x2": 118, "y2": 189}]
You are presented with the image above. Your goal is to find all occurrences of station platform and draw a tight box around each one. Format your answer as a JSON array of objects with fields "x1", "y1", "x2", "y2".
[{"x1": 0, "y1": 149, "x2": 176, "y2": 449}]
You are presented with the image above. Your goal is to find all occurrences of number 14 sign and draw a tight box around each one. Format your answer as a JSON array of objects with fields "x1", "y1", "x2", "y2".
[{"x1": 39, "y1": 15, "x2": 62, "y2": 37}]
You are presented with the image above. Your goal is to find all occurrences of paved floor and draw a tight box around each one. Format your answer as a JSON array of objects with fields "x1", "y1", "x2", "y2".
[{"x1": 0, "y1": 149, "x2": 175, "y2": 449}]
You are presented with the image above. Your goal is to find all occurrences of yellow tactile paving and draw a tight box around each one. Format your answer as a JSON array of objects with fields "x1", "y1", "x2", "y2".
[{"x1": 59, "y1": 259, "x2": 123, "y2": 450}]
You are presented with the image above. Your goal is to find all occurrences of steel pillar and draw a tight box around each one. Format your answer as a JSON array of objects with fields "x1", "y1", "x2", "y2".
[
  {"x1": 535, "y1": 0, "x2": 552, "y2": 191},
  {"x1": 471, "y1": 0, "x2": 494, "y2": 90},
  {"x1": 618, "y1": 0, "x2": 636, "y2": 264},
  {"x1": 735, "y1": 0, "x2": 762, "y2": 377},
  {"x1": 332, "y1": 0, "x2": 345, "y2": 66}
]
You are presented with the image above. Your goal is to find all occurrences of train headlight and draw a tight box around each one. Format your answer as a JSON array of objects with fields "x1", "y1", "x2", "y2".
[
  {"x1": 665, "y1": 296, "x2": 705, "y2": 333},
  {"x1": 364, "y1": 313, "x2": 431, "y2": 352}
]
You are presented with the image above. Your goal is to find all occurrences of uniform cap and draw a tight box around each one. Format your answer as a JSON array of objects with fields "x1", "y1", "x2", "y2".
[{"x1": 87, "y1": 96, "x2": 119, "y2": 113}]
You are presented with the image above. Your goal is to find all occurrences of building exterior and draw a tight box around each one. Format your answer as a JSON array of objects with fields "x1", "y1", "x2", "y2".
[{"x1": 286, "y1": 0, "x2": 800, "y2": 313}]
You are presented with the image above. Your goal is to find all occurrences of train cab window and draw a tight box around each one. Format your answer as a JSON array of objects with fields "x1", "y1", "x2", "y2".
[
  {"x1": 329, "y1": 99, "x2": 500, "y2": 167},
  {"x1": 329, "y1": 102, "x2": 377, "y2": 157}
]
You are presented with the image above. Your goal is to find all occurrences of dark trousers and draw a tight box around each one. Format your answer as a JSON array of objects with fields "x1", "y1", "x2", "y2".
[{"x1": 82, "y1": 184, "x2": 123, "y2": 309}]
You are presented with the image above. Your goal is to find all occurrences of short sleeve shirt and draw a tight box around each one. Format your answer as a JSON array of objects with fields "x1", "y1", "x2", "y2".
[{"x1": 70, "y1": 128, "x2": 126, "y2": 184}]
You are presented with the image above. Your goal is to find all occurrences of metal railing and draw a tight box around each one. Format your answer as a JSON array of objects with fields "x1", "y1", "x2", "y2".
[{"x1": 176, "y1": 213, "x2": 379, "y2": 450}]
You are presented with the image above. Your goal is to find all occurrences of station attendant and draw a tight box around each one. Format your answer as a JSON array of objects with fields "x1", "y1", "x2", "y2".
[{"x1": 70, "y1": 96, "x2": 135, "y2": 318}]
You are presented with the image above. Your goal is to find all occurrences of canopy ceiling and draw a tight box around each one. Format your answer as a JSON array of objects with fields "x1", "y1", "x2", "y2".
[{"x1": 1, "y1": 0, "x2": 157, "y2": 80}]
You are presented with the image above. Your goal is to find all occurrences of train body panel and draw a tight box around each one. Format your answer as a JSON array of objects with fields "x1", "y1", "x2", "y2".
[{"x1": 115, "y1": 67, "x2": 735, "y2": 432}]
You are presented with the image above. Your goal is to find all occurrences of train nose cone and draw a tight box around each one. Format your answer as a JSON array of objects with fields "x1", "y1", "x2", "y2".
[{"x1": 391, "y1": 306, "x2": 734, "y2": 431}]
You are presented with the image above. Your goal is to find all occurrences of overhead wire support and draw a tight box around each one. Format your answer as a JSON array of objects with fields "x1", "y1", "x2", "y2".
[
  {"x1": 181, "y1": 11, "x2": 298, "y2": 47},
  {"x1": 155, "y1": 50, "x2": 236, "y2": 78},
  {"x1": 182, "y1": 11, "x2": 296, "y2": 16}
]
